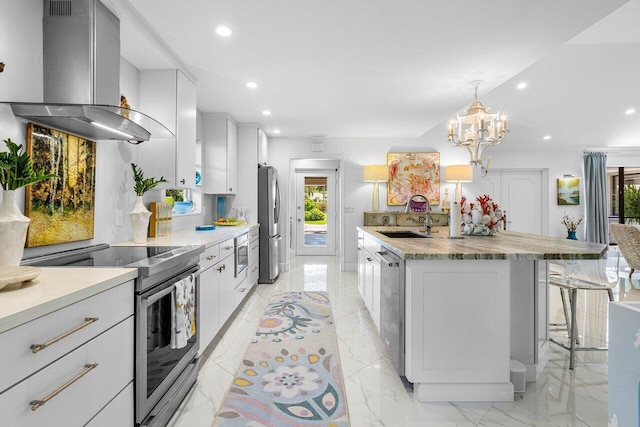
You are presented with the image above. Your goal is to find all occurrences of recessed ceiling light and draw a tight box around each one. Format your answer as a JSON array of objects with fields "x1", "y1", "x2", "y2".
[
  {"x1": 517, "y1": 82, "x2": 527, "y2": 90},
  {"x1": 246, "y1": 81, "x2": 258, "y2": 89},
  {"x1": 215, "y1": 26, "x2": 233, "y2": 37},
  {"x1": 262, "y1": 110, "x2": 271, "y2": 116},
  {"x1": 625, "y1": 108, "x2": 635, "y2": 115},
  {"x1": 273, "y1": 129, "x2": 280, "y2": 134},
  {"x1": 543, "y1": 135, "x2": 551, "y2": 140}
]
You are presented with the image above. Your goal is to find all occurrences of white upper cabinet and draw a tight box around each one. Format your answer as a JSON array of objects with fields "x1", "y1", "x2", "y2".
[
  {"x1": 202, "y1": 114, "x2": 237, "y2": 194},
  {"x1": 236, "y1": 124, "x2": 268, "y2": 224},
  {"x1": 138, "y1": 69, "x2": 196, "y2": 189}
]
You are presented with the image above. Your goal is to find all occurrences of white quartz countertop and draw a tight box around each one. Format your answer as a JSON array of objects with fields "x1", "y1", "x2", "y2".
[
  {"x1": 0, "y1": 224, "x2": 259, "y2": 334},
  {"x1": 113, "y1": 223, "x2": 259, "y2": 248},
  {"x1": 0, "y1": 267, "x2": 137, "y2": 334}
]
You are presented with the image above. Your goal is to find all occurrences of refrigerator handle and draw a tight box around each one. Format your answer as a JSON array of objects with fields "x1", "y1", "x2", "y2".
[
  {"x1": 275, "y1": 179, "x2": 281, "y2": 224},
  {"x1": 273, "y1": 234, "x2": 282, "y2": 241}
]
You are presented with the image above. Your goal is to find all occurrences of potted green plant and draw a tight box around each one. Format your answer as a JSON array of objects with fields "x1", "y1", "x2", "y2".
[
  {"x1": 130, "y1": 163, "x2": 166, "y2": 243},
  {"x1": 0, "y1": 138, "x2": 57, "y2": 266}
]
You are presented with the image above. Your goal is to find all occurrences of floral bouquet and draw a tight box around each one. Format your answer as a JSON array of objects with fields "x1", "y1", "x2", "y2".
[
  {"x1": 460, "y1": 194, "x2": 505, "y2": 236},
  {"x1": 561, "y1": 214, "x2": 583, "y2": 231}
]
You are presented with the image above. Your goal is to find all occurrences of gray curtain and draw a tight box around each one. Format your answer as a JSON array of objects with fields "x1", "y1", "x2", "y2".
[{"x1": 583, "y1": 151, "x2": 608, "y2": 244}]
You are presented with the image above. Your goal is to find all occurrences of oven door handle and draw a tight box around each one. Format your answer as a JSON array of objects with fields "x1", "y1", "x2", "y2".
[
  {"x1": 145, "y1": 283, "x2": 176, "y2": 305},
  {"x1": 144, "y1": 271, "x2": 200, "y2": 305}
]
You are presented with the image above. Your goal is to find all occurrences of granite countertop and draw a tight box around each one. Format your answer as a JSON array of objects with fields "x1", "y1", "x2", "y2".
[
  {"x1": 113, "y1": 223, "x2": 259, "y2": 248},
  {"x1": 0, "y1": 267, "x2": 137, "y2": 333},
  {"x1": 358, "y1": 226, "x2": 608, "y2": 260}
]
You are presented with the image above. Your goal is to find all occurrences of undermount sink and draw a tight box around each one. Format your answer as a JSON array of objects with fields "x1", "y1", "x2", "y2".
[{"x1": 378, "y1": 231, "x2": 431, "y2": 238}]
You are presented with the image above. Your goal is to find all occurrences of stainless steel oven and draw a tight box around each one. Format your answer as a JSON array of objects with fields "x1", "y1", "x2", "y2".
[
  {"x1": 22, "y1": 244, "x2": 205, "y2": 427},
  {"x1": 136, "y1": 264, "x2": 200, "y2": 426},
  {"x1": 235, "y1": 233, "x2": 249, "y2": 277}
]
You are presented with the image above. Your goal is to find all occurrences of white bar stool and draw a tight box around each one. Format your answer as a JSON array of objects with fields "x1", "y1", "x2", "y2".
[{"x1": 548, "y1": 273, "x2": 614, "y2": 370}]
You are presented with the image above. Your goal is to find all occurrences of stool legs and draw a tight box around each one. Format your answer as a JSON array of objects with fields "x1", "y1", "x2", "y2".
[
  {"x1": 559, "y1": 289, "x2": 570, "y2": 336},
  {"x1": 569, "y1": 288, "x2": 578, "y2": 370}
]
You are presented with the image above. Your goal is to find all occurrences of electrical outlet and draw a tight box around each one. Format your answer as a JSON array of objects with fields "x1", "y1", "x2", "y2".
[
  {"x1": 115, "y1": 209, "x2": 123, "y2": 226},
  {"x1": 344, "y1": 205, "x2": 355, "y2": 213}
]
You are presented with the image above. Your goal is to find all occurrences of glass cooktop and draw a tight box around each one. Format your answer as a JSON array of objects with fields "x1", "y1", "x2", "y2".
[
  {"x1": 22, "y1": 244, "x2": 205, "y2": 282},
  {"x1": 24, "y1": 245, "x2": 182, "y2": 268}
]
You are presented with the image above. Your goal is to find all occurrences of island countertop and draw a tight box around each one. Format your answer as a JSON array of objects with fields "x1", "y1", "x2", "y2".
[{"x1": 358, "y1": 226, "x2": 608, "y2": 260}]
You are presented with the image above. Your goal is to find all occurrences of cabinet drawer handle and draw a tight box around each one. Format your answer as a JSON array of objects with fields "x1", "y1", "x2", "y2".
[
  {"x1": 224, "y1": 246, "x2": 233, "y2": 250},
  {"x1": 366, "y1": 257, "x2": 372, "y2": 262},
  {"x1": 30, "y1": 317, "x2": 99, "y2": 354},
  {"x1": 239, "y1": 288, "x2": 246, "y2": 292},
  {"x1": 252, "y1": 266, "x2": 258, "y2": 272},
  {"x1": 30, "y1": 363, "x2": 98, "y2": 411},
  {"x1": 218, "y1": 264, "x2": 226, "y2": 273},
  {"x1": 207, "y1": 255, "x2": 217, "y2": 261},
  {"x1": 251, "y1": 245, "x2": 258, "y2": 250}
]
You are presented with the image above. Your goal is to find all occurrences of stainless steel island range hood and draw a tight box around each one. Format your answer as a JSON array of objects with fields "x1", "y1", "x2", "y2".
[{"x1": 9, "y1": 0, "x2": 172, "y2": 143}]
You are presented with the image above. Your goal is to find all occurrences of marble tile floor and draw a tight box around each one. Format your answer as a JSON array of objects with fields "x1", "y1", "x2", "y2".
[{"x1": 168, "y1": 253, "x2": 639, "y2": 427}]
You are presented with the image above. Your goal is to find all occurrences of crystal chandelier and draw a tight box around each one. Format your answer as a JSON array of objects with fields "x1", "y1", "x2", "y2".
[{"x1": 447, "y1": 81, "x2": 507, "y2": 165}]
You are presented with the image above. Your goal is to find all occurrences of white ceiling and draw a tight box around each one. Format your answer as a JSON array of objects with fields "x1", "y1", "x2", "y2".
[{"x1": 105, "y1": 0, "x2": 640, "y2": 150}]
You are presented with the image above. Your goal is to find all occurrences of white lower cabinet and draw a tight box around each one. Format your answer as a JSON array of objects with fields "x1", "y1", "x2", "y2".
[
  {"x1": 0, "y1": 316, "x2": 134, "y2": 426},
  {"x1": 86, "y1": 382, "x2": 133, "y2": 427},
  {"x1": 219, "y1": 256, "x2": 237, "y2": 325},
  {"x1": 199, "y1": 239, "x2": 235, "y2": 355},
  {"x1": 199, "y1": 230, "x2": 259, "y2": 355},
  {"x1": 357, "y1": 234, "x2": 381, "y2": 331},
  {"x1": 0, "y1": 280, "x2": 134, "y2": 426},
  {"x1": 198, "y1": 245, "x2": 222, "y2": 357}
]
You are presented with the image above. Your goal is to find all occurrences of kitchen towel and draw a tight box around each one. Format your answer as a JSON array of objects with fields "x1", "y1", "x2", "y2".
[
  {"x1": 184, "y1": 274, "x2": 196, "y2": 339},
  {"x1": 172, "y1": 278, "x2": 188, "y2": 349}
]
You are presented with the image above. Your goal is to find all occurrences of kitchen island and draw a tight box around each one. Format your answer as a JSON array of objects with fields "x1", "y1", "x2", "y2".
[{"x1": 357, "y1": 226, "x2": 607, "y2": 402}]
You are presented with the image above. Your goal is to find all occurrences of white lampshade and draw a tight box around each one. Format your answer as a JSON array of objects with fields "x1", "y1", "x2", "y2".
[
  {"x1": 445, "y1": 164, "x2": 473, "y2": 205},
  {"x1": 363, "y1": 165, "x2": 388, "y2": 182},
  {"x1": 363, "y1": 165, "x2": 388, "y2": 212},
  {"x1": 444, "y1": 164, "x2": 473, "y2": 183}
]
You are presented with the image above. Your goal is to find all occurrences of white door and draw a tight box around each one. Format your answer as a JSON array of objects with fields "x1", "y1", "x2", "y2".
[
  {"x1": 465, "y1": 170, "x2": 546, "y2": 234},
  {"x1": 295, "y1": 170, "x2": 337, "y2": 256}
]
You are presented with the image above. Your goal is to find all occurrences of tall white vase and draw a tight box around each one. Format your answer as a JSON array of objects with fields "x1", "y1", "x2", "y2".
[
  {"x1": 0, "y1": 190, "x2": 30, "y2": 266},
  {"x1": 130, "y1": 196, "x2": 151, "y2": 244}
]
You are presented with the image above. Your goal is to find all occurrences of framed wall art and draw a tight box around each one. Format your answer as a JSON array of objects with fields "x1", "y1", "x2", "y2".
[
  {"x1": 25, "y1": 123, "x2": 97, "y2": 247},
  {"x1": 557, "y1": 177, "x2": 580, "y2": 205},
  {"x1": 387, "y1": 152, "x2": 440, "y2": 206}
]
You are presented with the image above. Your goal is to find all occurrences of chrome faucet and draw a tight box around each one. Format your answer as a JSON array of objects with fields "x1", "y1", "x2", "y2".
[{"x1": 423, "y1": 202, "x2": 432, "y2": 235}]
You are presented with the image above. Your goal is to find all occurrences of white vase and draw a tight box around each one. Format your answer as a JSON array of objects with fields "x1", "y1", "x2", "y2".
[
  {"x1": 130, "y1": 196, "x2": 151, "y2": 244},
  {"x1": 0, "y1": 190, "x2": 30, "y2": 266}
]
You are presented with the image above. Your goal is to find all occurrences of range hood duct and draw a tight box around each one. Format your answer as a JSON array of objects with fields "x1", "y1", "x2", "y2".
[{"x1": 9, "y1": 0, "x2": 172, "y2": 143}]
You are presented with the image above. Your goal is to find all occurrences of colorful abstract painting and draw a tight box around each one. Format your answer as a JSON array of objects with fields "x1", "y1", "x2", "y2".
[
  {"x1": 25, "y1": 123, "x2": 96, "y2": 247},
  {"x1": 213, "y1": 291, "x2": 349, "y2": 426},
  {"x1": 387, "y1": 152, "x2": 440, "y2": 206},
  {"x1": 557, "y1": 177, "x2": 580, "y2": 205}
]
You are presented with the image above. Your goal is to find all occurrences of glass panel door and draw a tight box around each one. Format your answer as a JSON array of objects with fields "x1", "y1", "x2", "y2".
[{"x1": 295, "y1": 170, "x2": 336, "y2": 256}]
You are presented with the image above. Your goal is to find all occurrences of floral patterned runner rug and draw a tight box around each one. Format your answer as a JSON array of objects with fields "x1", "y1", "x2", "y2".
[{"x1": 213, "y1": 291, "x2": 350, "y2": 426}]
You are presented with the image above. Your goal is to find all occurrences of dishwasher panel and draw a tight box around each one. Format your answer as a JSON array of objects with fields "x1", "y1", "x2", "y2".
[{"x1": 377, "y1": 250, "x2": 405, "y2": 376}]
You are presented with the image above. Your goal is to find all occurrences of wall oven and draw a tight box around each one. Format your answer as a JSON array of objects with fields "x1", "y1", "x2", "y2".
[
  {"x1": 235, "y1": 233, "x2": 249, "y2": 277},
  {"x1": 23, "y1": 244, "x2": 204, "y2": 427}
]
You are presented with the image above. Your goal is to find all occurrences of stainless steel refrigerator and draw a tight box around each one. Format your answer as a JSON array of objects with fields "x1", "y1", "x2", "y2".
[{"x1": 258, "y1": 164, "x2": 281, "y2": 283}]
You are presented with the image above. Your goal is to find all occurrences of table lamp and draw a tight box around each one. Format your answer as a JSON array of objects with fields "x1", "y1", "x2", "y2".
[
  {"x1": 363, "y1": 165, "x2": 388, "y2": 212},
  {"x1": 445, "y1": 164, "x2": 473, "y2": 238},
  {"x1": 445, "y1": 164, "x2": 473, "y2": 203}
]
